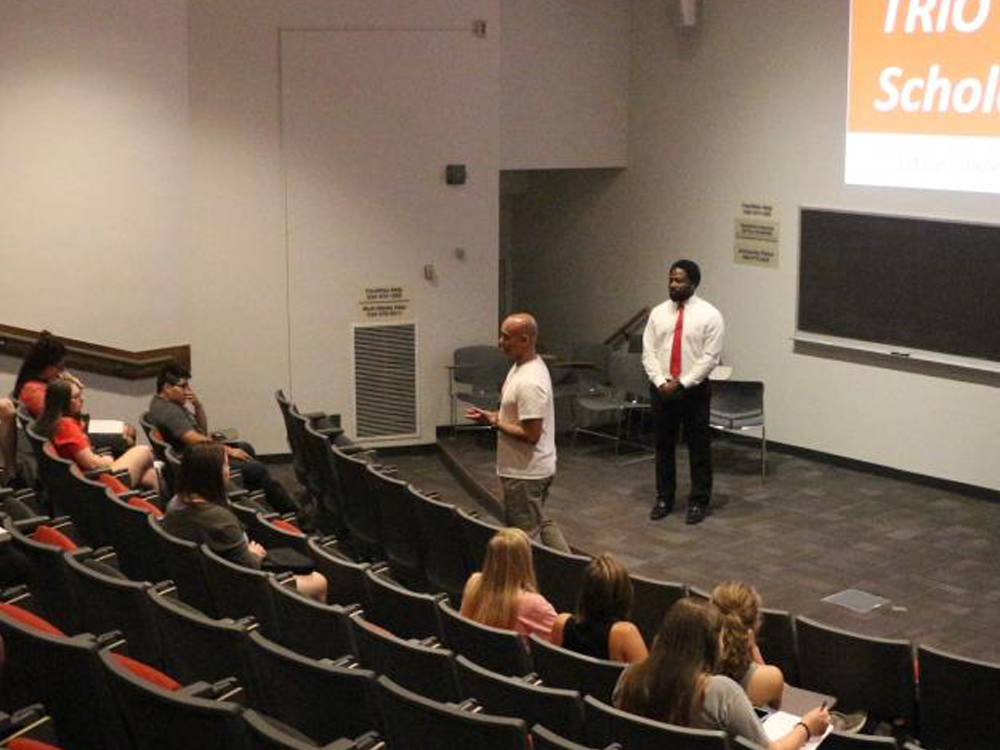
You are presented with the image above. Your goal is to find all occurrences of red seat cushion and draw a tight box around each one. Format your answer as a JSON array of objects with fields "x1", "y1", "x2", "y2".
[
  {"x1": 111, "y1": 652, "x2": 181, "y2": 691},
  {"x1": 31, "y1": 525, "x2": 77, "y2": 552},
  {"x1": 270, "y1": 518, "x2": 303, "y2": 535},
  {"x1": 7, "y1": 738, "x2": 70, "y2": 750},
  {"x1": 0, "y1": 603, "x2": 66, "y2": 637},
  {"x1": 98, "y1": 473, "x2": 130, "y2": 495},
  {"x1": 127, "y1": 496, "x2": 164, "y2": 519}
]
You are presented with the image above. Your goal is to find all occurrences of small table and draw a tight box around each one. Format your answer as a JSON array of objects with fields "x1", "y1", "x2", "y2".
[{"x1": 779, "y1": 684, "x2": 837, "y2": 715}]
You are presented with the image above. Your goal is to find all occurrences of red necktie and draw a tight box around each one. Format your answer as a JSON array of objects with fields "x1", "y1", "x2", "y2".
[{"x1": 669, "y1": 303, "x2": 685, "y2": 379}]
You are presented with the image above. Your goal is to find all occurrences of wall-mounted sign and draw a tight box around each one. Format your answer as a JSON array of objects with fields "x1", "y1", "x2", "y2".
[
  {"x1": 734, "y1": 201, "x2": 779, "y2": 268},
  {"x1": 360, "y1": 285, "x2": 409, "y2": 319}
]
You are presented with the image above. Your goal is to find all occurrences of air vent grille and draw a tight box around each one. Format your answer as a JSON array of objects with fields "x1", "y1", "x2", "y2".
[{"x1": 354, "y1": 323, "x2": 417, "y2": 438}]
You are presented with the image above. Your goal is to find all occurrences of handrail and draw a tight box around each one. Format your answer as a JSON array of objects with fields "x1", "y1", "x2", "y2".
[
  {"x1": 0, "y1": 323, "x2": 190, "y2": 381},
  {"x1": 604, "y1": 307, "x2": 650, "y2": 348}
]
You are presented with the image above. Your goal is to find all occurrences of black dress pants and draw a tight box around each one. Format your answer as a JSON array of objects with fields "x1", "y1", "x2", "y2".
[
  {"x1": 650, "y1": 381, "x2": 713, "y2": 508},
  {"x1": 228, "y1": 441, "x2": 298, "y2": 516}
]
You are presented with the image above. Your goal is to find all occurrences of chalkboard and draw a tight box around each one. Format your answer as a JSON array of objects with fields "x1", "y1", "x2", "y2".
[{"x1": 797, "y1": 208, "x2": 1000, "y2": 364}]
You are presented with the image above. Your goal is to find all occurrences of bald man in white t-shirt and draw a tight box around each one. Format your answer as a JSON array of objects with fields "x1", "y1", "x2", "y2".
[{"x1": 465, "y1": 313, "x2": 570, "y2": 551}]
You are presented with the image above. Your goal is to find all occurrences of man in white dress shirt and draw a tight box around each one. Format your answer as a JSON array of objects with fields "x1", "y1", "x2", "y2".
[
  {"x1": 465, "y1": 313, "x2": 570, "y2": 551},
  {"x1": 642, "y1": 260, "x2": 724, "y2": 525}
]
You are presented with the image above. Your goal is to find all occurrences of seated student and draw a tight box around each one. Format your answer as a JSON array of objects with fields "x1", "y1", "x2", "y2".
[
  {"x1": 550, "y1": 554, "x2": 647, "y2": 663},
  {"x1": 711, "y1": 580, "x2": 784, "y2": 707},
  {"x1": 148, "y1": 364, "x2": 299, "y2": 516},
  {"x1": 461, "y1": 527, "x2": 557, "y2": 640},
  {"x1": 34, "y1": 378, "x2": 158, "y2": 492},
  {"x1": 0, "y1": 331, "x2": 69, "y2": 484},
  {"x1": 614, "y1": 598, "x2": 829, "y2": 750},
  {"x1": 9, "y1": 331, "x2": 135, "y2": 451},
  {"x1": 162, "y1": 442, "x2": 326, "y2": 602}
]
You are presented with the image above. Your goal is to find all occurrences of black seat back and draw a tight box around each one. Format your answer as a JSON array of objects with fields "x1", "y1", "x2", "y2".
[
  {"x1": 455, "y1": 655, "x2": 585, "y2": 742},
  {"x1": 438, "y1": 599, "x2": 532, "y2": 677},
  {"x1": 411, "y1": 490, "x2": 468, "y2": 603},
  {"x1": 917, "y1": 644, "x2": 1000, "y2": 750},
  {"x1": 148, "y1": 515, "x2": 218, "y2": 617},
  {"x1": 583, "y1": 694, "x2": 728, "y2": 750},
  {"x1": 99, "y1": 647, "x2": 251, "y2": 750},
  {"x1": 796, "y1": 616, "x2": 916, "y2": 730},
  {"x1": 247, "y1": 629, "x2": 382, "y2": 742},
  {"x1": 268, "y1": 576, "x2": 357, "y2": 661},
  {"x1": 628, "y1": 574, "x2": 686, "y2": 648},
  {"x1": 350, "y1": 615, "x2": 461, "y2": 702},
  {"x1": 528, "y1": 634, "x2": 625, "y2": 704},
  {"x1": 362, "y1": 567, "x2": 445, "y2": 641},
  {"x1": 376, "y1": 675, "x2": 529, "y2": 750}
]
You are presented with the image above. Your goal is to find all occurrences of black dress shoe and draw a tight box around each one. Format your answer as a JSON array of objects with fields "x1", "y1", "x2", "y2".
[
  {"x1": 685, "y1": 505, "x2": 708, "y2": 525},
  {"x1": 649, "y1": 502, "x2": 673, "y2": 521}
]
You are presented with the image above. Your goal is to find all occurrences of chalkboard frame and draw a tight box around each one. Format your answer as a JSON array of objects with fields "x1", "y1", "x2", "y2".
[{"x1": 795, "y1": 207, "x2": 1000, "y2": 374}]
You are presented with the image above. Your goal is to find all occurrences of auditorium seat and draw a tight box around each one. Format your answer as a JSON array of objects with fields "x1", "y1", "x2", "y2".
[
  {"x1": 362, "y1": 567, "x2": 446, "y2": 641},
  {"x1": 300, "y1": 418, "x2": 349, "y2": 538},
  {"x1": 62, "y1": 548, "x2": 162, "y2": 667},
  {"x1": 0, "y1": 602, "x2": 132, "y2": 750},
  {"x1": 274, "y1": 390, "x2": 310, "y2": 487},
  {"x1": 331, "y1": 446, "x2": 383, "y2": 560},
  {"x1": 410, "y1": 489, "x2": 468, "y2": 604},
  {"x1": 93, "y1": 490, "x2": 171, "y2": 583},
  {"x1": 306, "y1": 536, "x2": 373, "y2": 609},
  {"x1": 819, "y1": 732, "x2": 899, "y2": 749},
  {"x1": 145, "y1": 584, "x2": 259, "y2": 692},
  {"x1": 438, "y1": 599, "x2": 532, "y2": 677},
  {"x1": 455, "y1": 655, "x2": 586, "y2": 743},
  {"x1": 795, "y1": 616, "x2": 916, "y2": 733},
  {"x1": 582, "y1": 694, "x2": 728, "y2": 750},
  {"x1": 758, "y1": 607, "x2": 800, "y2": 687},
  {"x1": 147, "y1": 515, "x2": 219, "y2": 617},
  {"x1": 99, "y1": 646, "x2": 251, "y2": 750},
  {"x1": 366, "y1": 463, "x2": 426, "y2": 590},
  {"x1": 4, "y1": 516, "x2": 85, "y2": 633},
  {"x1": 0, "y1": 703, "x2": 61, "y2": 747},
  {"x1": 531, "y1": 541, "x2": 590, "y2": 613},
  {"x1": 376, "y1": 674, "x2": 529, "y2": 750},
  {"x1": 246, "y1": 629, "x2": 382, "y2": 743},
  {"x1": 350, "y1": 614, "x2": 461, "y2": 703},
  {"x1": 456, "y1": 507, "x2": 502, "y2": 573},
  {"x1": 267, "y1": 576, "x2": 358, "y2": 661},
  {"x1": 917, "y1": 643, "x2": 1000, "y2": 750},
  {"x1": 628, "y1": 574, "x2": 686, "y2": 648},
  {"x1": 532, "y1": 724, "x2": 621, "y2": 750},
  {"x1": 243, "y1": 708, "x2": 368, "y2": 750},
  {"x1": 200, "y1": 543, "x2": 283, "y2": 637},
  {"x1": 528, "y1": 634, "x2": 625, "y2": 704}
]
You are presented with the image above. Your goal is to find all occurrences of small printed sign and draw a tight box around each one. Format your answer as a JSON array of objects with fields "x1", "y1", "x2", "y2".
[
  {"x1": 735, "y1": 202, "x2": 779, "y2": 268},
  {"x1": 360, "y1": 286, "x2": 409, "y2": 318}
]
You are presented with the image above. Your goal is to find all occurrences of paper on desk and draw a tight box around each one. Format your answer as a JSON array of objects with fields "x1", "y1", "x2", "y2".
[
  {"x1": 87, "y1": 419, "x2": 125, "y2": 434},
  {"x1": 763, "y1": 711, "x2": 831, "y2": 749}
]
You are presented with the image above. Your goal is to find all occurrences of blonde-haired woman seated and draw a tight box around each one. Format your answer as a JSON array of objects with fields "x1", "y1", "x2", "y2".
[
  {"x1": 551, "y1": 554, "x2": 647, "y2": 663},
  {"x1": 460, "y1": 527, "x2": 557, "y2": 640},
  {"x1": 711, "y1": 580, "x2": 784, "y2": 707}
]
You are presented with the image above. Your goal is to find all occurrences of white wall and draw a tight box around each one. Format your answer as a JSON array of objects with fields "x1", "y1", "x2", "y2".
[
  {"x1": 513, "y1": 0, "x2": 1000, "y2": 491},
  {"x1": 0, "y1": 0, "x2": 190, "y2": 426},
  {"x1": 500, "y1": 0, "x2": 629, "y2": 169},
  {"x1": 186, "y1": 0, "x2": 500, "y2": 450}
]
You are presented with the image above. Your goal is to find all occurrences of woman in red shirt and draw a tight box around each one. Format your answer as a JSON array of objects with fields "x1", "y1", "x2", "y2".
[{"x1": 34, "y1": 378, "x2": 158, "y2": 491}]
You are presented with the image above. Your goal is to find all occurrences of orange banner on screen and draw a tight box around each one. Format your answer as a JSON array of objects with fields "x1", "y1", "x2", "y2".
[{"x1": 849, "y1": 0, "x2": 1000, "y2": 136}]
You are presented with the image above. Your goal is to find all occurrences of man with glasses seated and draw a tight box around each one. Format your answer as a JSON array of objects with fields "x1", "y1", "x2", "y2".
[{"x1": 148, "y1": 363, "x2": 301, "y2": 516}]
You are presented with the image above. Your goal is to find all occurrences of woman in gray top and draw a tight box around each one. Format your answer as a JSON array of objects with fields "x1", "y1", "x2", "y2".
[
  {"x1": 613, "y1": 598, "x2": 828, "y2": 750},
  {"x1": 162, "y1": 442, "x2": 326, "y2": 602}
]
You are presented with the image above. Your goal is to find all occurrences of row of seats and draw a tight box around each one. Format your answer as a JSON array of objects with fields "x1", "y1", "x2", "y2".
[{"x1": 4, "y1": 391, "x2": 996, "y2": 750}]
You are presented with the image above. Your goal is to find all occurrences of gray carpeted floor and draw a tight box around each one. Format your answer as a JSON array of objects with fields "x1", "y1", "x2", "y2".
[{"x1": 276, "y1": 432, "x2": 1000, "y2": 663}]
